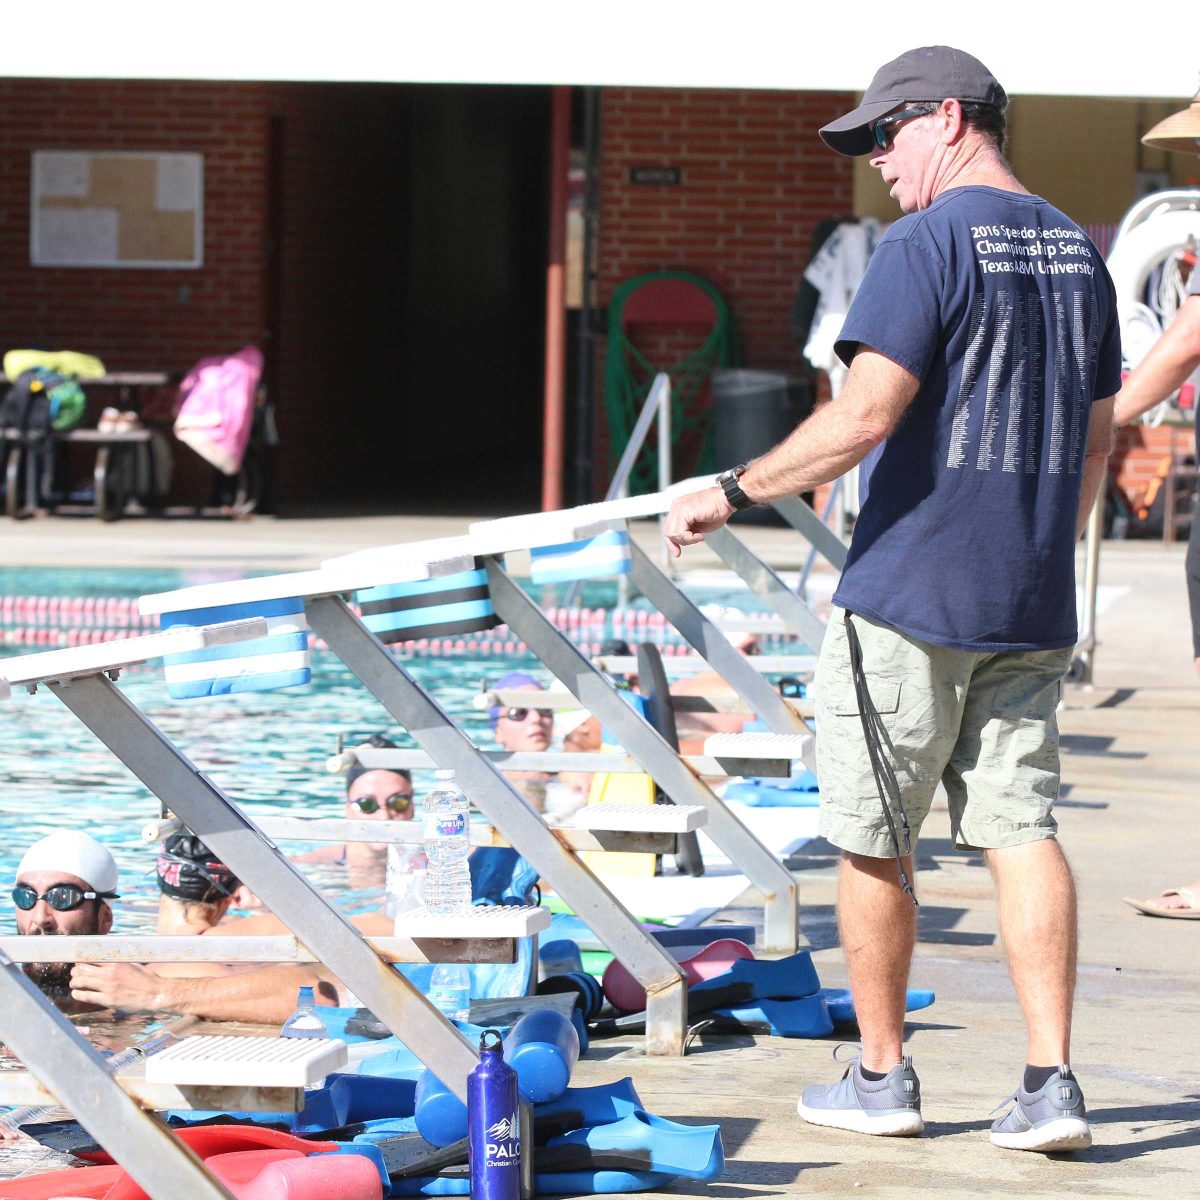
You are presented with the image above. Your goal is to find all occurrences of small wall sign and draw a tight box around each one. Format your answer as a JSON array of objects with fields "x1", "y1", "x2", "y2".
[{"x1": 629, "y1": 166, "x2": 682, "y2": 186}]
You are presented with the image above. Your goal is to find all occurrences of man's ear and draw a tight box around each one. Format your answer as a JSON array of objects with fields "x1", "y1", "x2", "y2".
[
  {"x1": 98, "y1": 902, "x2": 114, "y2": 935},
  {"x1": 942, "y1": 99, "x2": 967, "y2": 145}
]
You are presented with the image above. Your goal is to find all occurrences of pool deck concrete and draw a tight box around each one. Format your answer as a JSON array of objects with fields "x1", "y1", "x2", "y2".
[{"x1": 1, "y1": 514, "x2": 1197, "y2": 1195}]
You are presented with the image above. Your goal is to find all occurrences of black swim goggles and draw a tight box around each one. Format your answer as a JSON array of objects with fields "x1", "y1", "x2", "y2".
[
  {"x1": 12, "y1": 882, "x2": 117, "y2": 912},
  {"x1": 351, "y1": 791, "x2": 414, "y2": 816}
]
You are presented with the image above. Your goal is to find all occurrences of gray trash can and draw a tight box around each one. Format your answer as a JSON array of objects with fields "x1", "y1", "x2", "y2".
[{"x1": 711, "y1": 369, "x2": 814, "y2": 524}]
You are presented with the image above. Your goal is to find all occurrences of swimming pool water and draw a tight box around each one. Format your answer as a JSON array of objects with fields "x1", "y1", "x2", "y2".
[{"x1": 0, "y1": 566, "x2": 778, "y2": 933}]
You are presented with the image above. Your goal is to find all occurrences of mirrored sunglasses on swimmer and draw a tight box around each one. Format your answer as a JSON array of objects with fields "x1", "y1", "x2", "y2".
[
  {"x1": 351, "y1": 791, "x2": 413, "y2": 815},
  {"x1": 500, "y1": 707, "x2": 553, "y2": 723}
]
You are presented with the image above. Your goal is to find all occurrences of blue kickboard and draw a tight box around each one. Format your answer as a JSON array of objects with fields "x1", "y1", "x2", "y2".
[
  {"x1": 723, "y1": 770, "x2": 821, "y2": 807},
  {"x1": 821, "y1": 987, "x2": 936, "y2": 1025},
  {"x1": 689, "y1": 950, "x2": 820, "y2": 1002}
]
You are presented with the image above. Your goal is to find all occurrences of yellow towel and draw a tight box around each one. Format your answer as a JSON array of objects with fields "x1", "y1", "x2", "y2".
[{"x1": 4, "y1": 349, "x2": 106, "y2": 380}]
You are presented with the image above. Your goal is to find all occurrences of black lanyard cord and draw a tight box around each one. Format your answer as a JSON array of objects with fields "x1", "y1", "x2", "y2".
[{"x1": 842, "y1": 610, "x2": 919, "y2": 907}]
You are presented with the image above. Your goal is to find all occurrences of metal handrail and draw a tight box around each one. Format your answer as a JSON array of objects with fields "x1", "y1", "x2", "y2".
[
  {"x1": 606, "y1": 372, "x2": 672, "y2": 502},
  {"x1": 579, "y1": 373, "x2": 673, "y2": 601}
]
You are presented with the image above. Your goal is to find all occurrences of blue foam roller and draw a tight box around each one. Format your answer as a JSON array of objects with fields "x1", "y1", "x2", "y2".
[
  {"x1": 508, "y1": 1009, "x2": 580, "y2": 1104},
  {"x1": 414, "y1": 1070, "x2": 468, "y2": 1148},
  {"x1": 571, "y1": 1005, "x2": 589, "y2": 1056}
]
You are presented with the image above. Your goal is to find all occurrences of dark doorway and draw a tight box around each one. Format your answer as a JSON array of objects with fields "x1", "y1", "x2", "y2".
[{"x1": 272, "y1": 83, "x2": 550, "y2": 514}]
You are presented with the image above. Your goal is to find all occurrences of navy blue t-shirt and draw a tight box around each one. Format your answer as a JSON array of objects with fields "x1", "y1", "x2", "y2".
[{"x1": 833, "y1": 186, "x2": 1122, "y2": 652}]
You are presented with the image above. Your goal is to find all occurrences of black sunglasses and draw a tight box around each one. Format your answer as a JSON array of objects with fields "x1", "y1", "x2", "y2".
[
  {"x1": 351, "y1": 791, "x2": 413, "y2": 816},
  {"x1": 871, "y1": 101, "x2": 993, "y2": 150},
  {"x1": 12, "y1": 882, "x2": 115, "y2": 912},
  {"x1": 502, "y1": 707, "x2": 553, "y2": 723},
  {"x1": 871, "y1": 104, "x2": 938, "y2": 150}
]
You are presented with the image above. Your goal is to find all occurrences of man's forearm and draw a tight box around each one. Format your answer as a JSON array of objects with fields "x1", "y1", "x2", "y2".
[
  {"x1": 155, "y1": 966, "x2": 330, "y2": 1024},
  {"x1": 741, "y1": 400, "x2": 884, "y2": 502},
  {"x1": 1114, "y1": 300, "x2": 1200, "y2": 425},
  {"x1": 740, "y1": 349, "x2": 920, "y2": 503}
]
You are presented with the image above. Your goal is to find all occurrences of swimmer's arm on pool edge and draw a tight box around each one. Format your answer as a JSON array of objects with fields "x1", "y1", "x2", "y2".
[{"x1": 68, "y1": 961, "x2": 339, "y2": 1025}]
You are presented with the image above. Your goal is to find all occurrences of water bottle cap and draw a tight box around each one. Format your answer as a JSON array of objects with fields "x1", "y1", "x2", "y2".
[
  {"x1": 479, "y1": 1028, "x2": 504, "y2": 1053},
  {"x1": 296, "y1": 985, "x2": 314, "y2": 1005},
  {"x1": 434, "y1": 769, "x2": 456, "y2": 781}
]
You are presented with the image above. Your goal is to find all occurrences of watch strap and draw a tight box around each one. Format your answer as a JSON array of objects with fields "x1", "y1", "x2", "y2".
[{"x1": 719, "y1": 464, "x2": 754, "y2": 511}]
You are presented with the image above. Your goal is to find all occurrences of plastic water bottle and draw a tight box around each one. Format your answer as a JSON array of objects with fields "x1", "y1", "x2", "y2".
[
  {"x1": 280, "y1": 985, "x2": 328, "y2": 1039},
  {"x1": 422, "y1": 770, "x2": 472, "y2": 915},
  {"x1": 386, "y1": 843, "x2": 426, "y2": 918},
  {"x1": 468, "y1": 1029, "x2": 521, "y2": 1200},
  {"x1": 429, "y1": 962, "x2": 471, "y2": 1021}
]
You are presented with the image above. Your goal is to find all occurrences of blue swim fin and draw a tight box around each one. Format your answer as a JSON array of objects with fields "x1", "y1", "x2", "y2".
[
  {"x1": 534, "y1": 1076, "x2": 644, "y2": 1126},
  {"x1": 546, "y1": 1109, "x2": 724, "y2": 1181},
  {"x1": 821, "y1": 986, "x2": 936, "y2": 1025},
  {"x1": 689, "y1": 950, "x2": 820, "y2": 1001},
  {"x1": 708, "y1": 994, "x2": 834, "y2": 1037}
]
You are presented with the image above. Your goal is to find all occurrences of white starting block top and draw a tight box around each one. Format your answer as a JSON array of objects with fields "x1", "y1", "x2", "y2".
[
  {"x1": 139, "y1": 539, "x2": 480, "y2": 616},
  {"x1": 574, "y1": 803, "x2": 707, "y2": 833},
  {"x1": 400, "y1": 904, "x2": 549, "y2": 939},
  {"x1": 0, "y1": 619, "x2": 269, "y2": 688},
  {"x1": 468, "y1": 475, "x2": 718, "y2": 553},
  {"x1": 321, "y1": 535, "x2": 479, "y2": 573},
  {"x1": 145, "y1": 1035, "x2": 348, "y2": 1088},
  {"x1": 704, "y1": 731, "x2": 814, "y2": 760}
]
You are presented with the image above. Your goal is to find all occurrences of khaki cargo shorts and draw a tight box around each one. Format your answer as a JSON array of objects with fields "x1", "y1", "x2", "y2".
[{"x1": 814, "y1": 607, "x2": 1073, "y2": 857}]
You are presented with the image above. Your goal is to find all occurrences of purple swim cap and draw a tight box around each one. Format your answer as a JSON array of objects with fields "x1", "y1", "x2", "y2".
[{"x1": 489, "y1": 671, "x2": 542, "y2": 728}]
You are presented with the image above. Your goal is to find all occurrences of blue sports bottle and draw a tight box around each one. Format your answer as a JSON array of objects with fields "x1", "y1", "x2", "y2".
[{"x1": 468, "y1": 1028, "x2": 522, "y2": 1200}]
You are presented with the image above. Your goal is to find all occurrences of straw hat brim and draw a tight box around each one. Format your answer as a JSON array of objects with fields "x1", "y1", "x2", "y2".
[{"x1": 1142, "y1": 94, "x2": 1200, "y2": 156}]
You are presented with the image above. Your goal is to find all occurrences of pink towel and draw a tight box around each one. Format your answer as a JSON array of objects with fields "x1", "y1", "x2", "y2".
[{"x1": 174, "y1": 346, "x2": 263, "y2": 475}]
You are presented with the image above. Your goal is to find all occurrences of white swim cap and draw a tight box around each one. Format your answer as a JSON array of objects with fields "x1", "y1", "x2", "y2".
[{"x1": 16, "y1": 831, "x2": 119, "y2": 896}]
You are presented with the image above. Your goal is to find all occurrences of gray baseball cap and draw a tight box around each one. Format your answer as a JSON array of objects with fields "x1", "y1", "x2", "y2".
[{"x1": 820, "y1": 45, "x2": 1007, "y2": 157}]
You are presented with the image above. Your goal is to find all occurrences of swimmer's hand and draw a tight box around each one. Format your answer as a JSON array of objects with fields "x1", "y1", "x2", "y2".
[
  {"x1": 664, "y1": 486, "x2": 734, "y2": 558},
  {"x1": 70, "y1": 963, "x2": 166, "y2": 1014},
  {"x1": 0, "y1": 1123, "x2": 29, "y2": 1144}
]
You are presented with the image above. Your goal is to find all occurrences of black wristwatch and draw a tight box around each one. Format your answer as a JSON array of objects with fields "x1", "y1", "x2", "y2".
[{"x1": 717, "y1": 463, "x2": 755, "y2": 511}]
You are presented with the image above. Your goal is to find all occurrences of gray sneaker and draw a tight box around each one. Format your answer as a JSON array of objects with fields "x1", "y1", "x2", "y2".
[
  {"x1": 989, "y1": 1067, "x2": 1092, "y2": 1152},
  {"x1": 797, "y1": 1052, "x2": 924, "y2": 1136}
]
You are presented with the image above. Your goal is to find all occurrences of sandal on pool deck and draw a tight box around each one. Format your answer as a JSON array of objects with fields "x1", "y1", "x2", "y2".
[{"x1": 1122, "y1": 888, "x2": 1200, "y2": 919}]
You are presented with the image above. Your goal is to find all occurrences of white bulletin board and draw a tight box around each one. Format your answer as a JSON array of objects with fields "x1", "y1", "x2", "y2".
[{"x1": 31, "y1": 151, "x2": 204, "y2": 269}]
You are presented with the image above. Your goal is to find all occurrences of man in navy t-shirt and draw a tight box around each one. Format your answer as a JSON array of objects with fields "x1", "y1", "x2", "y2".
[{"x1": 665, "y1": 46, "x2": 1119, "y2": 1153}]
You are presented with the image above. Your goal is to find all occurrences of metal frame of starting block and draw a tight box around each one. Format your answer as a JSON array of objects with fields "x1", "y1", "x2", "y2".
[
  {"x1": 141, "y1": 550, "x2": 692, "y2": 1057},
  {"x1": 0, "y1": 616, "x2": 529, "y2": 1095},
  {"x1": 702, "y1": 493, "x2": 849, "y2": 655},
  {"x1": 443, "y1": 504, "x2": 810, "y2": 951},
  {"x1": 0, "y1": 621, "x2": 287, "y2": 1200}
]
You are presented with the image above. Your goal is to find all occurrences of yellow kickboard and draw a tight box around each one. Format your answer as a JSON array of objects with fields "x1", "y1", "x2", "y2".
[{"x1": 580, "y1": 769, "x2": 658, "y2": 878}]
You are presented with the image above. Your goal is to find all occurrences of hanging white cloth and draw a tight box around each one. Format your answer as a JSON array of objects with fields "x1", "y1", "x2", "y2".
[{"x1": 802, "y1": 218, "x2": 888, "y2": 377}]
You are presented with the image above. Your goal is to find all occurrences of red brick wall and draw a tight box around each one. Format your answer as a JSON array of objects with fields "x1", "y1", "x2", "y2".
[
  {"x1": 0, "y1": 80, "x2": 272, "y2": 373},
  {"x1": 596, "y1": 87, "x2": 856, "y2": 481}
]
